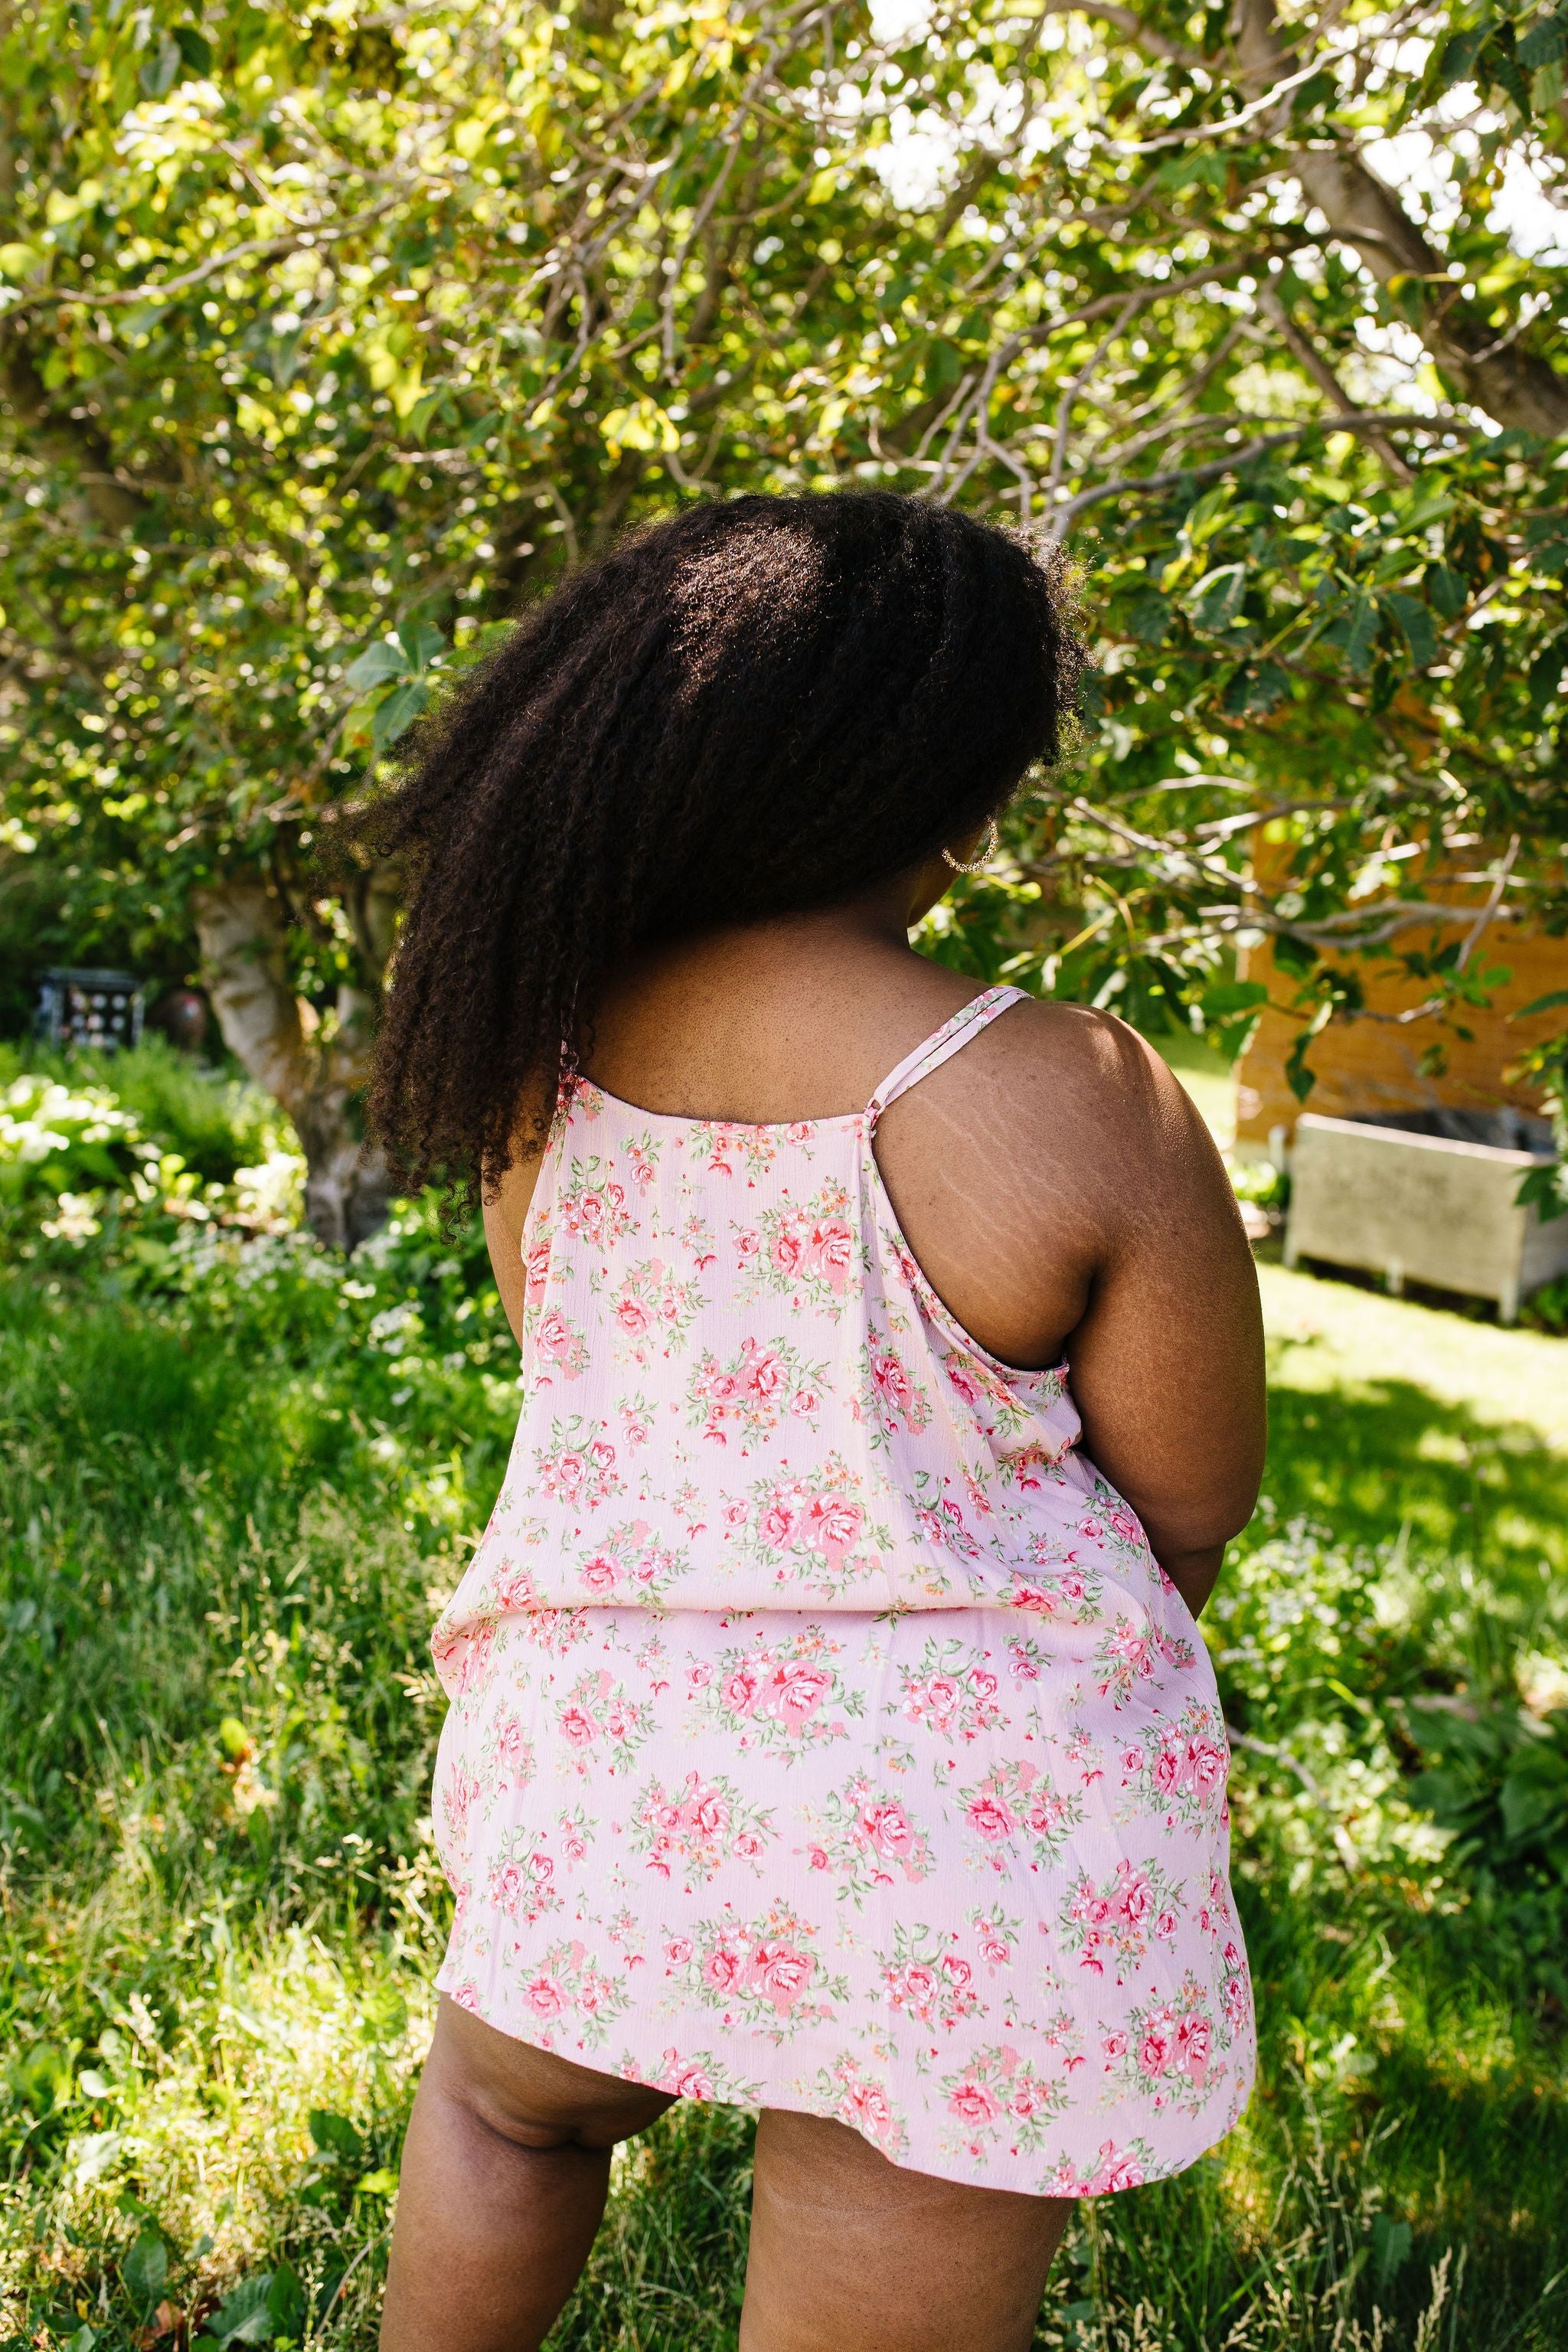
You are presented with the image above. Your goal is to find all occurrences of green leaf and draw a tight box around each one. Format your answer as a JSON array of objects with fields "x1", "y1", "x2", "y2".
[
  {"x1": 1321, "y1": 590, "x2": 1380, "y2": 671},
  {"x1": 1518, "y1": 13, "x2": 1566, "y2": 70},
  {"x1": 174, "y1": 24, "x2": 214, "y2": 72},
  {"x1": 1426, "y1": 561, "x2": 1469, "y2": 619},
  {"x1": 1183, "y1": 485, "x2": 1233, "y2": 544},
  {"x1": 358, "y1": 1986, "x2": 409, "y2": 2045},
  {"x1": 1499, "y1": 1761, "x2": 1568, "y2": 1843},
  {"x1": 267, "y1": 2264, "x2": 306, "y2": 2336},
  {"x1": 923, "y1": 338, "x2": 962, "y2": 393},
  {"x1": 309, "y1": 2107, "x2": 364, "y2": 2164},
  {"x1": 1285, "y1": 1034, "x2": 1317, "y2": 1102},
  {"x1": 1527, "y1": 639, "x2": 1566, "y2": 711},
  {"x1": 1382, "y1": 591, "x2": 1439, "y2": 668},
  {"x1": 344, "y1": 640, "x2": 409, "y2": 691},
  {"x1": 8, "y1": 2039, "x2": 72, "y2": 2115},
  {"x1": 397, "y1": 621, "x2": 445, "y2": 673},
  {"x1": 139, "y1": 29, "x2": 181, "y2": 95},
  {"x1": 1371, "y1": 2213, "x2": 1412, "y2": 2288},
  {"x1": 1438, "y1": 24, "x2": 1490, "y2": 87},
  {"x1": 356, "y1": 2165, "x2": 400, "y2": 2196},
  {"x1": 1191, "y1": 563, "x2": 1246, "y2": 631},
  {"x1": 1517, "y1": 990, "x2": 1568, "y2": 1018},
  {"x1": 122, "y1": 2226, "x2": 170, "y2": 2313},
  {"x1": 1285, "y1": 1001, "x2": 1333, "y2": 1101},
  {"x1": 1124, "y1": 590, "x2": 1170, "y2": 645},
  {"x1": 1347, "y1": 590, "x2": 1381, "y2": 671},
  {"x1": 1517, "y1": 1161, "x2": 1568, "y2": 1222},
  {"x1": 1201, "y1": 981, "x2": 1269, "y2": 1020},
  {"x1": 371, "y1": 678, "x2": 430, "y2": 753},
  {"x1": 202, "y1": 2272, "x2": 275, "y2": 2344}
]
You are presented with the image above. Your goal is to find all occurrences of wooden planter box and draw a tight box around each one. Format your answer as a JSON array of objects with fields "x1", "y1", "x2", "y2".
[{"x1": 1282, "y1": 1113, "x2": 1568, "y2": 1323}]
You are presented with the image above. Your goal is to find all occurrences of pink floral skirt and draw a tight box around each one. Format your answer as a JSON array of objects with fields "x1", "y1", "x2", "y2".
[{"x1": 433, "y1": 1600, "x2": 1254, "y2": 2197}]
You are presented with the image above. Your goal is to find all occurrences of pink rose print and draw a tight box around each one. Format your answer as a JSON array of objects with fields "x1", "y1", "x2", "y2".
[
  {"x1": 860, "y1": 1801, "x2": 916, "y2": 1860},
  {"x1": 662, "y1": 2057, "x2": 715, "y2": 2099},
  {"x1": 948, "y1": 2079, "x2": 1000, "y2": 2125},
  {"x1": 753, "y1": 1943, "x2": 814, "y2": 2012},
  {"x1": 806, "y1": 1494, "x2": 863, "y2": 1558},
  {"x1": 723, "y1": 1664, "x2": 762, "y2": 1714},
  {"x1": 1138, "y1": 2024, "x2": 1171, "y2": 2078},
  {"x1": 759, "y1": 1500, "x2": 796, "y2": 1549},
  {"x1": 763, "y1": 1663, "x2": 831, "y2": 1726},
  {"x1": 1087, "y1": 2141, "x2": 1147, "y2": 2195},
  {"x1": 523, "y1": 1240, "x2": 551, "y2": 1307},
  {"x1": 526, "y1": 1975, "x2": 566, "y2": 2018},
  {"x1": 536, "y1": 1308, "x2": 588, "y2": 1378}
]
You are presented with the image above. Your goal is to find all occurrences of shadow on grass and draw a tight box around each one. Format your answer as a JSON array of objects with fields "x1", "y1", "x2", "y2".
[{"x1": 1262, "y1": 1370, "x2": 1568, "y2": 1576}]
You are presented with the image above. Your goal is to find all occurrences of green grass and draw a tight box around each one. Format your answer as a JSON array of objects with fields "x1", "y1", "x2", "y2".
[
  {"x1": 1153, "y1": 1029, "x2": 1237, "y2": 1150},
  {"x1": 2, "y1": 1236, "x2": 1566, "y2": 2350}
]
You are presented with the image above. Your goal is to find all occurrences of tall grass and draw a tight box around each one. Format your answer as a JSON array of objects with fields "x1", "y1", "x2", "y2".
[{"x1": 2, "y1": 1191, "x2": 1566, "y2": 2346}]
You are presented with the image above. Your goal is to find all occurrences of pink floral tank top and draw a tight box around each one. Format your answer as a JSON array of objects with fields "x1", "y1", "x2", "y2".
[{"x1": 458, "y1": 985, "x2": 1165, "y2": 1626}]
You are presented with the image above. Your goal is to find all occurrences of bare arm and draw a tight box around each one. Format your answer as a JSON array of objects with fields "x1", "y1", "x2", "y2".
[
  {"x1": 1063, "y1": 1033, "x2": 1266, "y2": 1619},
  {"x1": 875, "y1": 1000, "x2": 1265, "y2": 1620}
]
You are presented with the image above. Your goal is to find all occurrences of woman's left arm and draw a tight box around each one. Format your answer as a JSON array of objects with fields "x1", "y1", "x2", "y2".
[{"x1": 1063, "y1": 1033, "x2": 1266, "y2": 1619}]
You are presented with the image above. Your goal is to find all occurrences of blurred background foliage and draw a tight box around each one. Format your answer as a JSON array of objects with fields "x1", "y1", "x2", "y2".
[{"x1": 0, "y1": 0, "x2": 1565, "y2": 1233}]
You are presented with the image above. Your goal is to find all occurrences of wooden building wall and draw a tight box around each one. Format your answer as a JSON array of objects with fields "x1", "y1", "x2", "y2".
[{"x1": 1233, "y1": 906, "x2": 1568, "y2": 1158}]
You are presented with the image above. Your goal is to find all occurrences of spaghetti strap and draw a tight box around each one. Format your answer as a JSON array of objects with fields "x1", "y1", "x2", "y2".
[{"x1": 865, "y1": 983, "x2": 1030, "y2": 1121}]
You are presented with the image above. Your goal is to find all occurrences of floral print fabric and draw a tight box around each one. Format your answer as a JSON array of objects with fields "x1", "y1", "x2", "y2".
[{"x1": 432, "y1": 986, "x2": 1254, "y2": 2194}]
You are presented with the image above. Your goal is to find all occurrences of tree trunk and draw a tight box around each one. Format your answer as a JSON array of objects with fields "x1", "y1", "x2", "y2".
[{"x1": 193, "y1": 877, "x2": 394, "y2": 1251}]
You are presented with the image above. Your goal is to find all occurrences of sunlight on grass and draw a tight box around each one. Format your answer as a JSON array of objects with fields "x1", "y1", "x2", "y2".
[
  {"x1": 1154, "y1": 1031, "x2": 1236, "y2": 1150},
  {"x1": 1259, "y1": 1263, "x2": 1568, "y2": 1452}
]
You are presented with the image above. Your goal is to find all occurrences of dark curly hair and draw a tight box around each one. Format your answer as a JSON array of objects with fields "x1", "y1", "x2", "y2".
[{"x1": 362, "y1": 490, "x2": 1082, "y2": 1204}]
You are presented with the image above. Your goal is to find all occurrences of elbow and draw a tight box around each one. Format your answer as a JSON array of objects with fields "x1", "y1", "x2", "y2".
[{"x1": 1139, "y1": 1479, "x2": 1262, "y2": 1565}]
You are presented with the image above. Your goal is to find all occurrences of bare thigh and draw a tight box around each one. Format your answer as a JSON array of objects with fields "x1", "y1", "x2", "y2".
[{"x1": 740, "y1": 2109, "x2": 1072, "y2": 2352}]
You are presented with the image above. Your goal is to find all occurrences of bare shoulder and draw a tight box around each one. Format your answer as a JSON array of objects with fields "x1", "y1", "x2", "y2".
[
  {"x1": 874, "y1": 994, "x2": 1236, "y2": 1367},
  {"x1": 985, "y1": 998, "x2": 1194, "y2": 1116},
  {"x1": 910, "y1": 997, "x2": 1217, "y2": 1217}
]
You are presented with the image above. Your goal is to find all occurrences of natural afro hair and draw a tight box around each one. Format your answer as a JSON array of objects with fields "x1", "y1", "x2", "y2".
[{"x1": 361, "y1": 490, "x2": 1082, "y2": 1204}]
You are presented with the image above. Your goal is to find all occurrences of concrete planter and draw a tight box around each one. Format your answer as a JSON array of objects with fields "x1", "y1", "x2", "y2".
[{"x1": 1282, "y1": 1113, "x2": 1568, "y2": 1323}]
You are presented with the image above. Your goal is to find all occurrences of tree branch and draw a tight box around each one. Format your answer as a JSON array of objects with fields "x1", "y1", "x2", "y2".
[
  {"x1": 1230, "y1": 0, "x2": 1568, "y2": 436},
  {"x1": 1045, "y1": 410, "x2": 1478, "y2": 527}
]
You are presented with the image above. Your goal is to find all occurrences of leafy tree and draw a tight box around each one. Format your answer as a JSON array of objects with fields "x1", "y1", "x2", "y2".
[{"x1": 1, "y1": 0, "x2": 1563, "y2": 1239}]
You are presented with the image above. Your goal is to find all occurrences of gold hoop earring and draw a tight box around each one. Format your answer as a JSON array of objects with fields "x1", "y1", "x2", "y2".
[{"x1": 941, "y1": 818, "x2": 998, "y2": 875}]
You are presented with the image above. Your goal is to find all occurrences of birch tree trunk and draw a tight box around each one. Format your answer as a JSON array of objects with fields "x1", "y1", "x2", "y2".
[{"x1": 193, "y1": 877, "x2": 394, "y2": 1251}]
